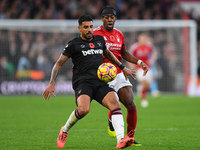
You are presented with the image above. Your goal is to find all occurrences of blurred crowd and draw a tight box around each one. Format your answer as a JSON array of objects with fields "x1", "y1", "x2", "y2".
[
  {"x1": 0, "y1": 0, "x2": 200, "y2": 89},
  {"x1": 0, "y1": 0, "x2": 197, "y2": 20}
]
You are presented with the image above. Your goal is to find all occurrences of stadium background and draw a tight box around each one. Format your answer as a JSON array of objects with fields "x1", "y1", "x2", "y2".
[{"x1": 0, "y1": 0, "x2": 200, "y2": 95}]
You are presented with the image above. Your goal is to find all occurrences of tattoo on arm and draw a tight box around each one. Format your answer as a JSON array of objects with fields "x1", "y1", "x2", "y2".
[
  {"x1": 49, "y1": 55, "x2": 67, "y2": 85},
  {"x1": 104, "y1": 49, "x2": 121, "y2": 66}
]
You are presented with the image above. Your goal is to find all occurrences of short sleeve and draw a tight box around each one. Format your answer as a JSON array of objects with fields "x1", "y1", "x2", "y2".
[
  {"x1": 62, "y1": 41, "x2": 74, "y2": 58},
  {"x1": 100, "y1": 36, "x2": 106, "y2": 50},
  {"x1": 121, "y1": 32, "x2": 126, "y2": 49}
]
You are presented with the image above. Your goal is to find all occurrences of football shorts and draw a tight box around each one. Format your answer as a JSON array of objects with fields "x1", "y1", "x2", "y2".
[
  {"x1": 74, "y1": 81, "x2": 115, "y2": 104},
  {"x1": 108, "y1": 72, "x2": 132, "y2": 92}
]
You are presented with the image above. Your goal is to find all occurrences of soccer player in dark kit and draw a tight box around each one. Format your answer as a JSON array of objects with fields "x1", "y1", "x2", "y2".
[
  {"x1": 42, "y1": 15, "x2": 136, "y2": 149},
  {"x1": 93, "y1": 6, "x2": 149, "y2": 146}
]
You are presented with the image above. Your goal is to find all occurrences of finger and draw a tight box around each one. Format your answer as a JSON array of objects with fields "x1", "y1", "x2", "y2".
[
  {"x1": 47, "y1": 93, "x2": 51, "y2": 100},
  {"x1": 143, "y1": 70, "x2": 148, "y2": 76},
  {"x1": 132, "y1": 72, "x2": 137, "y2": 76},
  {"x1": 43, "y1": 94, "x2": 47, "y2": 100},
  {"x1": 130, "y1": 74, "x2": 136, "y2": 80},
  {"x1": 43, "y1": 92, "x2": 47, "y2": 100},
  {"x1": 53, "y1": 91, "x2": 56, "y2": 97}
]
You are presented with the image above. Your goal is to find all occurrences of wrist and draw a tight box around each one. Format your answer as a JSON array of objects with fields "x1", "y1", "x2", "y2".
[
  {"x1": 137, "y1": 60, "x2": 142, "y2": 65},
  {"x1": 118, "y1": 64, "x2": 125, "y2": 70},
  {"x1": 49, "y1": 81, "x2": 55, "y2": 85}
]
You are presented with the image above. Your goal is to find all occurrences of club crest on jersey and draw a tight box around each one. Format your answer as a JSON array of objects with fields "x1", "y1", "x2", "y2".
[
  {"x1": 89, "y1": 43, "x2": 95, "y2": 48},
  {"x1": 110, "y1": 35, "x2": 115, "y2": 42},
  {"x1": 97, "y1": 42, "x2": 102, "y2": 47},
  {"x1": 80, "y1": 44, "x2": 85, "y2": 48},
  {"x1": 116, "y1": 35, "x2": 120, "y2": 42}
]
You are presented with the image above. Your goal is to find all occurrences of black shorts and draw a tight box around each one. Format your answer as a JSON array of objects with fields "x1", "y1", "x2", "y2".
[{"x1": 74, "y1": 81, "x2": 115, "y2": 104}]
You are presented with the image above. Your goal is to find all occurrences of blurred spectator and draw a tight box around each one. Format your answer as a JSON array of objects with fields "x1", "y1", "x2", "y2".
[
  {"x1": 0, "y1": 56, "x2": 14, "y2": 81},
  {"x1": 128, "y1": 33, "x2": 158, "y2": 107},
  {"x1": 0, "y1": 0, "x2": 199, "y2": 84},
  {"x1": 17, "y1": 32, "x2": 35, "y2": 71}
]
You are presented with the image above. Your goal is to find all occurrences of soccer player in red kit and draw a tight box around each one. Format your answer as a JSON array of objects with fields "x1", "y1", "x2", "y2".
[
  {"x1": 128, "y1": 33, "x2": 157, "y2": 108},
  {"x1": 93, "y1": 6, "x2": 149, "y2": 146}
]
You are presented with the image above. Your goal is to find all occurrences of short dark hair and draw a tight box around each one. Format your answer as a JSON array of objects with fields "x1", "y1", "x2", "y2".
[
  {"x1": 78, "y1": 15, "x2": 93, "y2": 25},
  {"x1": 100, "y1": 6, "x2": 117, "y2": 17}
]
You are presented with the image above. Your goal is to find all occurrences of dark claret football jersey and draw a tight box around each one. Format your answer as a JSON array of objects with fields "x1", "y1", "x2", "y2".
[{"x1": 63, "y1": 35, "x2": 106, "y2": 89}]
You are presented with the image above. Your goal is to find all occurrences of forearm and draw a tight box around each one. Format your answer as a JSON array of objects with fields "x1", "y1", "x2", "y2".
[
  {"x1": 49, "y1": 63, "x2": 61, "y2": 85},
  {"x1": 104, "y1": 49, "x2": 122, "y2": 66},
  {"x1": 49, "y1": 54, "x2": 68, "y2": 85},
  {"x1": 122, "y1": 51, "x2": 139, "y2": 65}
]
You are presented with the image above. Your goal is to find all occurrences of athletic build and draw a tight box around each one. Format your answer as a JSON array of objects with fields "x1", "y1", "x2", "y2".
[
  {"x1": 93, "y1": 6, "x2": 149, "y2": 145},
  {"x1": 43, "y1": 15, "x2": 136, "y2": 149}
]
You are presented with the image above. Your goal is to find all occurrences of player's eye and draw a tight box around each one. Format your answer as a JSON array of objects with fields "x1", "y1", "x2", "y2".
[
  {"x1": 111, "y1": 16, "x2": 115, "y2": 19},
  {"x1": 84, "y1": 26, "x2": 88, "y2": 29}
]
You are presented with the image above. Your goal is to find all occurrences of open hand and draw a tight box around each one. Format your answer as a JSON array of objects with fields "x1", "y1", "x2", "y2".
[
  {"x1": 42, "y1": 83, "x2": 56, "y2": 100},
  {"x1": 122, "y1": 67, "x2": 136, "y2": 80}
]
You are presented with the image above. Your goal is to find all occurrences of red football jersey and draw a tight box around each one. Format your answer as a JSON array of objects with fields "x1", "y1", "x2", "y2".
[
  {"x1": 93, "y1": 26, "x2": 126, "y2": 73},
  {"x1": 129, "y1": 42, "x2": 154, "y2": 68}
]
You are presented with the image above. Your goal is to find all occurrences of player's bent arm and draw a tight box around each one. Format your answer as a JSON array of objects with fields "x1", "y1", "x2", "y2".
[
  {"x1": 121, "y1": 47, "x2": 139, "y2": 65},
  {"x1": 103, "y1": 49, "x2": 122, "y2": 67},
  {"x1": 123, "y1": 47, "x2": 149, "y2": 76},
  {"x1": 49, "y1": 54, "x2": 69, "y2": 85},
  {"x1": 103, "y1": 49, "x2": 136, "y2": 80}
]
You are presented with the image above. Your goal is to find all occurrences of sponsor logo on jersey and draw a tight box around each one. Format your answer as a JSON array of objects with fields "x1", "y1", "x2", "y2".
[
  {"x1": 82, "y1": 49, "x2": 103, "y2": 56},
  {"x1": 106, "y1": 43, "x2": 121, "y2": 50}
]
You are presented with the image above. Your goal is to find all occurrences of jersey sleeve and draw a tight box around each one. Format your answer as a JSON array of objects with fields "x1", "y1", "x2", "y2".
[
  {"x1": 62, "y1": 41, "x2": 74, "y2": 58},
  {"x1": 98, "y1": 35, "x2": 106, "y2": 51},
  {"x1": 121, "y1": 32, "x2": 126, "y2": 49},
  {"x1": 102, "y1": 38, "x2": 106, "y2": 50}
]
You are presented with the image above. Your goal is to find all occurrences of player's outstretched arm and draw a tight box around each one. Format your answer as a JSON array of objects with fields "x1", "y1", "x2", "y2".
[
  {"x1": 103, "y1": 49, "x2": 136, "y2": 80},
  {"x1": 122, "y1": 47, "x2": 149, "y2": 76},
  {"x1": 42, "y1": 54, "x2": 68, "y2": 100}
]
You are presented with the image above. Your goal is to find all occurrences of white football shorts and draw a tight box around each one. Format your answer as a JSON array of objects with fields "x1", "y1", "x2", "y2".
[
  {"x1": 136, "y1": 68, "x2": 153, "y2": 83},
  {"x1": 108, "y1": 72, "x2": 132, "y2": 92}
]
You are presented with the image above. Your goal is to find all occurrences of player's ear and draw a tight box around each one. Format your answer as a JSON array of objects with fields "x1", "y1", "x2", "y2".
[
  {"x1": 78, "y1": 26, "x2": 81, "y2": 32},
  {"x1": 101, "y1": 16, "x2": 104, "y2": 21}
]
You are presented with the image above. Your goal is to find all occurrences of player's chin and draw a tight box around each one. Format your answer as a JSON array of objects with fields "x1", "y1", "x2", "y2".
[
  {"x1": 86, "y1": 35, "x2": 92, "y2": 40},
  {"x1": 106, "y1": 25, "x2": 113, "y2": 31}
]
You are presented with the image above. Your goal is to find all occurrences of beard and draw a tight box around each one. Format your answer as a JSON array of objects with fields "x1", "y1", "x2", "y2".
[
  {"x1": 105, "y1": 24, "x2": 114, "y2": 31},
  {"x1": 83, "y1": 32, "x2": 93, "y2": 40},
  {"x1": 106, "y1": 27, "x2": 113, "y2": 31}
]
